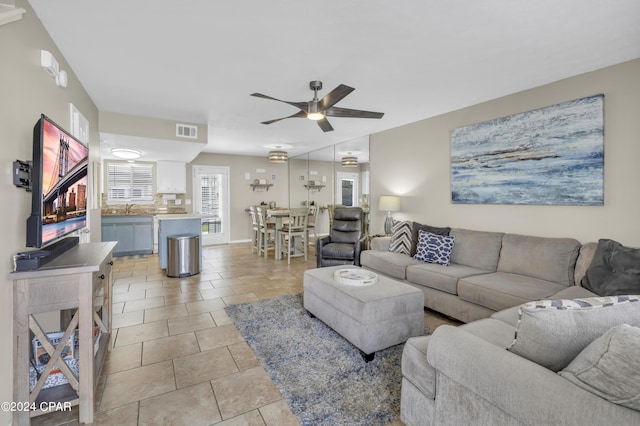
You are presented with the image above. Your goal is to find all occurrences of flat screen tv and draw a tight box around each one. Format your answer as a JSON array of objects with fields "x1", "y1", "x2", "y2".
[{"x1": 26, "y1": 114, "x2": 89, "y2": 248}]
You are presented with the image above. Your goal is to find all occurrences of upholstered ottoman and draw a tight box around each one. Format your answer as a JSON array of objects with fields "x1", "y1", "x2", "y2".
[{"x1": 303, "y1": 265, "x2": 425, "y2": 361}]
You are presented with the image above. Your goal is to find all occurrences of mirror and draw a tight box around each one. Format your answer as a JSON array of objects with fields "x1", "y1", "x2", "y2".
[
  {"x1": 334, "y1": 136, "x2": 370, "y2": 236},
  {"x1": 334, "y1": 136, "x2": 370, "y2": 208},
  {"x1": 287, "y1": 136, "x2": 370, "y2": 240},
  {"x1": 288, "y1": 152, "x2": 309, "y2": 209}
]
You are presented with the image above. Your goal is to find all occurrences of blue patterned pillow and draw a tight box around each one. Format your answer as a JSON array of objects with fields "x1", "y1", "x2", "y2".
[{"x1": 413, "y1": 230, "x2": 455, "y2": 265}]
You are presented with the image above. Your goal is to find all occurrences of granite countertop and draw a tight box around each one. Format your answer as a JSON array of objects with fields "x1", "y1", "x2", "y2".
[
  {"x1": 156, "y1": 214, "x2": 202, "y2": 220},
  {"x1": 101, "y1": 211, "x2": 188, "y2": 216}
]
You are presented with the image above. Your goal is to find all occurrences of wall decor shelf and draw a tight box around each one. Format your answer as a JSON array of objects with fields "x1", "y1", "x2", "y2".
[
  {"x1": 305, "y1": 184, "x2": 325, "y2": 191},
  {"x1": 250, "y1": 183, "x2": 273, "y2": 191}
]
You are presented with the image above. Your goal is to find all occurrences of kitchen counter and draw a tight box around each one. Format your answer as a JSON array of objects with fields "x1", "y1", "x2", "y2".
[
  {"x1": 157, "y1": 216, "x2": 202, "y2": 271},
  {"x1": 101, "y1": 211, "x2": 188, "y2": 216},
  {"x1": 156, "y1": 214, "x2": 201, "y2": 220}
]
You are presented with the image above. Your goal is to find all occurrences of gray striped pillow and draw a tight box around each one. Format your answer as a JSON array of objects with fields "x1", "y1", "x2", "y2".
[{"x1": 389, "y1": 221, "x2": 413, "y2": 255}]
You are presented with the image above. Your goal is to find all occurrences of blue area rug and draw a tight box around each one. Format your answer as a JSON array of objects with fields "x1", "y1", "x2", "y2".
[{"x1": 225, "y1": 293, "x2": 426, "y2": 426}]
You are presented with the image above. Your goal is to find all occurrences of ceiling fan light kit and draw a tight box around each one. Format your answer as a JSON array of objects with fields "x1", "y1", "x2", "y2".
[
  {"x1": 268, "y1": 150, "x2": 288, "y2": 163},
  {"x1": 251, "y1": 80, "x2": 384, "y2": 132}
]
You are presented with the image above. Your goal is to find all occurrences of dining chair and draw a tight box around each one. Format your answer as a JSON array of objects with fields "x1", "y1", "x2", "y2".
[
  {"x1": 248, "y1": 206, "x2": 260, "y2": 254},
  {"x1": 256, "y1": 206, "x2": 276, "y2": 259},
  {"x1": 278, "y1": 208, "x2": 309, "y2": 264}
]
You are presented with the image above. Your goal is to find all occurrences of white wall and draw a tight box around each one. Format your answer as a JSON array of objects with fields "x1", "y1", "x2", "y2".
[
  {"x1": 370, "y1": 59, "x2": 640, "y2": 247},
  {"x1": 0, "y1": 1, "x2": 99, "y2": 422}
]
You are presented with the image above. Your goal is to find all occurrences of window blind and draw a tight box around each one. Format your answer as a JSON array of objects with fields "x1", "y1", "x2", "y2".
[
  {"x1": 199, "y1": 174, "x2": 221, "y2": 216},
  {"x1": 106, "y1": 162, "x2": 155, "y2": 203}
]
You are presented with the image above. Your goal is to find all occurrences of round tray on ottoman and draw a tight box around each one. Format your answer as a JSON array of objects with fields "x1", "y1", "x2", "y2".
[{"x1": 333, "y1": 268, "x2": 378, "y2": 286}]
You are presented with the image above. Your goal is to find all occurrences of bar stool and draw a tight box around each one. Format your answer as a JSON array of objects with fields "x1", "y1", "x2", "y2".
[
  {"x1": 248, "y1": 206, "x2": 260, "y2": 254},
  {"x1": 256, "y1": 206, "x2": 276, "y2": 259},
  {"x1": 278, "y1": 208, "x2": 308, "y2": 264},
  {"x1": 307, "y1": 205, "x2": 319, "y2": 247}
]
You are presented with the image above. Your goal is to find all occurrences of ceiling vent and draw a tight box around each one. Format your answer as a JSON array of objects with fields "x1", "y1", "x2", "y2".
[{"x1": 176, "y1": 123, "x2": 197, "y2": 139}]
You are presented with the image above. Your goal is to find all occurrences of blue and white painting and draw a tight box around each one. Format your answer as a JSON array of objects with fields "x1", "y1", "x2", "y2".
[{"x1": 451, "y1": 94, "x2": 604, "y2": 205}]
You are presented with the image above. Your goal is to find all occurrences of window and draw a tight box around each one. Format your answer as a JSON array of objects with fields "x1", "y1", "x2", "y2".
[{"x1": 106, "y1": 161, "x2": 155, "y2": 204}]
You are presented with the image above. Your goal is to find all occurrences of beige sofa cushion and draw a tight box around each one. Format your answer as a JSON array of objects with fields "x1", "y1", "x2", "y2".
[
  {"x1": 508, "y1": 295, "x2": 640, "y2": 371},
  {"x1": 497, "y1": 234, "x2": 581, "y2": 286},
  {"x1": 449, "y1": 228, "x2": 504, "y2": 271},
  {"x1": 406, "y1": 263, "x2": 489, "y2": 295},
  {"x1": 360, "y1": 250, "x2": 421, "y2": 280},
  {"x1": 559, "y1": 324, "x2": 640, "y2": 411},
  {"x1": 458, "y1": 272, "x2": 566, "y2": 312}
]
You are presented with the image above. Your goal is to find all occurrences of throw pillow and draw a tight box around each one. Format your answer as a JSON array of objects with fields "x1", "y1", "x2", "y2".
[
  {"x1": 581, "y1": 239, "x2": 640, "y2": 296},
  {"x1": 507, "y1": 295, "x2": 640, "y2": 372},
  {"x1": 389, "y1": 221, "x2": 413, "y2": 255},
  {"x1": 413, "y1": 230, "x2": 455, "y2": 266},
  {"x1": 410, "y1": 222, "x2": 451, "y2": 256},
  {"x1": 559, "y1": 324, "x2": 640, "y2": 411}
]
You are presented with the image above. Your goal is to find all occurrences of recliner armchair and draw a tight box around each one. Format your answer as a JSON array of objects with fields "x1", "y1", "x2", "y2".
[{"x1": 316, "y1": 207, "x2": 364, "y2": 267}]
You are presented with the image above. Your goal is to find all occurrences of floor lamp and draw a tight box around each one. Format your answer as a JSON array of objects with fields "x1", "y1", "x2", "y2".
[{"x1": 378, "y1": 195, "x2": 400, "y2": 235}]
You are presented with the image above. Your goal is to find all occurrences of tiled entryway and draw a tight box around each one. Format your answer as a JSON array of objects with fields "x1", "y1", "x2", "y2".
[{"x1": 33, "y1": 243, "x2": 459, "y2": 426}]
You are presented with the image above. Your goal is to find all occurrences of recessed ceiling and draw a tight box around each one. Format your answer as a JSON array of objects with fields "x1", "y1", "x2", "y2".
[{"x1": 28, "y1": 0, "x2": 640, "y2": 159}]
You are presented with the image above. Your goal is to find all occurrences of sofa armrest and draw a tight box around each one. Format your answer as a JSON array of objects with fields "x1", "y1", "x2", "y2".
[
  {"x1": 316, "y1": 236, "x2": 331, "y2": 268},
  {"x1": 427, "y1": 325, "x2": 640, "y2": 424},
  {"x1": 354, "y1": 238, "x2": 364, "y2": 266},
  {"x1": 370, "y1": 236, "x2": 391, "y2": 251}
]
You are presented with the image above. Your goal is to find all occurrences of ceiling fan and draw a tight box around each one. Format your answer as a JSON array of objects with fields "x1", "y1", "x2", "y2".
[{"x1": 251, "y1": 81, "x2": 384, "y2": 132}]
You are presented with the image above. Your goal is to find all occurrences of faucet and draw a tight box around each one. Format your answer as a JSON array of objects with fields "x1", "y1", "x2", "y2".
[{"x1": 125, "y1": 203, "x2": 135, "y2": 214}]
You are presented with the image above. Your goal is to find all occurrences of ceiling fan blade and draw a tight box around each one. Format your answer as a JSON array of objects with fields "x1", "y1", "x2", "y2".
[
  {"x1": 324, "y1": 106, "x2": 384, "y2": 119},
  {"x1": 319, "y1": 84, "x2": 355, "y2": 110},
  {"x1": 261, "y1": 110, "x2": 307, "y2": 125},
  {"x1": 317, "y1": 117, "x2": 334, "y2": 132},
  {"x1": 250, "y1": 93, "x2": 308, "y2": 112}
]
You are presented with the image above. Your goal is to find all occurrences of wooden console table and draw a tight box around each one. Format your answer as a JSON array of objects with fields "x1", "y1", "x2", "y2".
[{"x1": 11, "y1": 242, "x2": 117, "y2": 424}]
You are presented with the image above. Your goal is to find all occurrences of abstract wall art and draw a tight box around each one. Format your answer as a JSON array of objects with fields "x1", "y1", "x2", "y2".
[{"x1": 450, "y1": 94, "x2": 604, "y2": 205}]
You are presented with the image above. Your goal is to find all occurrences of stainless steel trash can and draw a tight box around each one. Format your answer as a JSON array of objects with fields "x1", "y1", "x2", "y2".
[{"x1": 167, "y1": 234, "x2": 200, "y2": 278}]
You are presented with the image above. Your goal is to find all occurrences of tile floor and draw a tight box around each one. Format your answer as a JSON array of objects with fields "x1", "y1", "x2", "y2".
[{"x1": 33, "y1": 243, "x2": 460, "y2": 426}]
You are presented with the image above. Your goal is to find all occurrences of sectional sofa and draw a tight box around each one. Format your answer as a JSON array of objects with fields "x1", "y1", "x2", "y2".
[
  {"x1": 361, "y1": 225, "x2": 640, "y2": 425},
  {"x1": 361, "y1": 228, "x2": 593, "y2": 323}
]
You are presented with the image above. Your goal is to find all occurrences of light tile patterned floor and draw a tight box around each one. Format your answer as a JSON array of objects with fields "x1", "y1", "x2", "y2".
[{"x1": 33, "y1": 243, "x2": 460, "y2": 426}]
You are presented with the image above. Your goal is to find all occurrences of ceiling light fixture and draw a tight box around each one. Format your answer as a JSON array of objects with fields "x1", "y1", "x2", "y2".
[
  {"x1": 111, "y1": 148, "x2": 142, "y2": 160},
  {"x1": 341, "y1": 156, "x2": 359, "y2": 167},
  {"x1": 268, "y1": 149, "x2": 288, "y2": 163}
]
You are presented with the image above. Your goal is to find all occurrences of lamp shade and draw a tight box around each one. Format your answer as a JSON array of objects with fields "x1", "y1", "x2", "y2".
[
  {"x1": 378, "y1": 195, "x2": 400, "y2": 212},
  {"x1": 341, "y1": 156, "x2": 358, "y2": 167},
  {"x1": 268, "y1": 150, "x2": 288, "y2": 163}
]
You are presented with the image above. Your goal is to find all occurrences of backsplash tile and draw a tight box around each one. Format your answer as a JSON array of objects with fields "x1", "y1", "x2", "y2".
[{"x1": 101, "y1": 193, "x2": 188, "y2": 215}]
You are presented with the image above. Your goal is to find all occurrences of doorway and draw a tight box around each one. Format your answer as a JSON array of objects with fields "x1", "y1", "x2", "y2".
[
  {"x1": 192, "y1": 166, "x2": 229, "y2": 245},
  {"x1": 336, "y1": 172, "x2": 359, "y2": 207}
]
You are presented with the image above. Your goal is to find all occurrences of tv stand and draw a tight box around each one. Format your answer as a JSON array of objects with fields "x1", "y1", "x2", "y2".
[
  {"x1": 11, "y1": 242, "x2": 117, "y2": 424},
  {"x1": 15, "y1": 237, "x2": 80, "y2": 271}
]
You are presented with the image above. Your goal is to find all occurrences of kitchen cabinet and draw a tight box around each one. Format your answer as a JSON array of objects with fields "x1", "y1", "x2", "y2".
[
  {"x1": 157, "y1": 161, "x2": 187, "y2": 193},
  {"x1": 101, "y1": 215, "x2": 153, "y2": 256}
]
